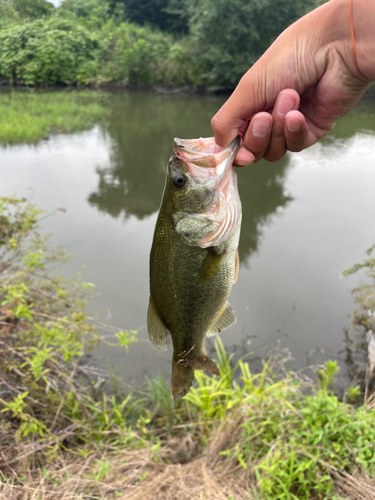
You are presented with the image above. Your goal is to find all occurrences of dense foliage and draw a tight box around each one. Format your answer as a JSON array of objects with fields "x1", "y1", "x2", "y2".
[
  {"x1": 185, "y1": 0, "x2": 318, "y2": 87},
  {"x1": 0, "y1": 19, "x2": 100, "y2": 85},
  {"x1": 0, "y1": 0, "x2": 326, "y2": 88}
]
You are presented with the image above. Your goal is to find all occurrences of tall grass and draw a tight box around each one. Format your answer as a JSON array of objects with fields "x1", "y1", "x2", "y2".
[{"x1": 0, "y1": 90, "x2": 108, "y2": 145}]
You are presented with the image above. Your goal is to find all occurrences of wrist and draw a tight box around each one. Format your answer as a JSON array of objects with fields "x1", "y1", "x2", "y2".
[{"x1": 325, "y1": 0, "x2": 374, "y2": 81}]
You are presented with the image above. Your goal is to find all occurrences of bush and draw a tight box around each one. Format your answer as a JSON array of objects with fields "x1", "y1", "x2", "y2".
[
  {"x1": 0, "y1": 196, "x2": 139, "y2": 450},
  {"x1": 0, "y1": 18, "x2": 101, "y2": 85},
  {"x1": 99, "y1": 21, "x2": 201, "y2": 86},
  {"x1": 0, "y1": 16, "x2": 201, "y2": 87}
]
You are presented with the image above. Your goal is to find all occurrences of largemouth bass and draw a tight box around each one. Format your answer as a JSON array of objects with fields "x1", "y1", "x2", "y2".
[{"x1": 148, "y1": 136, "x2": 241, "y2": 399}]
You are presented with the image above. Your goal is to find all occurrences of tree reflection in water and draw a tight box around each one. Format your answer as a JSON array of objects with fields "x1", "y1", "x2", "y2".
[{"x1": 88, "y1": 91, "x2": 292, "y2": 263}]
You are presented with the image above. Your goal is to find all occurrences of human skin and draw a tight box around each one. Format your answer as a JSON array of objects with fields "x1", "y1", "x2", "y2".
[{"x1": 211, "y1": 0, "x2": 375, "y2": 165}]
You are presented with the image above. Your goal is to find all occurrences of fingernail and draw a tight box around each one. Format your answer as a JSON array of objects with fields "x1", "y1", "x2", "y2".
[
  {"x1": 277, "y1": 94, "x2": 295, "y2": 117},
  {"x1": 235, "y1": 149, "x2": 255, "y2": 165},
  {"x1": 252, "y1": 119, "x2": 271, "y2": 138},
  {"x1": 287, "y1": 118, "x2": 301, "y2": 133}
]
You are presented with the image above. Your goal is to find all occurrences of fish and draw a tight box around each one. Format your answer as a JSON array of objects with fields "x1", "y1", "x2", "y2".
[{"x1": 147, "y1": 136, "x2": 241, "y2": 400}]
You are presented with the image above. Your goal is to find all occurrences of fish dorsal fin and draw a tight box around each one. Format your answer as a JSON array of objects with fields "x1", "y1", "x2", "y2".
[
  {"x1": 147, "y1": 296, "x2": 170, "y2": 351},
  {"x1": 207, "y1": 302, "x2": 236, "y2": 336}
]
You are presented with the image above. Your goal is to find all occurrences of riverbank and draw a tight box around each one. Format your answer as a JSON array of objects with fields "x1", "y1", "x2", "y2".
[
  {"x1": 0, "y1": 90, "x2": 111, "y2": 145},
  {"x1": 1, "y1": 196, "x2": 375, "y2": 500}
]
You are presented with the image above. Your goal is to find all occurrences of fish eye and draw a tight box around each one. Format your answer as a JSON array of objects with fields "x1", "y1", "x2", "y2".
[{"x1": 172, "y1": 171, "x2": 188, "y2": 189}]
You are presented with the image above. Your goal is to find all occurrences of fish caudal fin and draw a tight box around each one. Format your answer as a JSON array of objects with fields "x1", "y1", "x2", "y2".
[
  {"x1": 171, "y1": 353, "x2": 219, "y2": 400},
  {"x1": 171, "y1": 361, "x2": 194, "y2": 400}
]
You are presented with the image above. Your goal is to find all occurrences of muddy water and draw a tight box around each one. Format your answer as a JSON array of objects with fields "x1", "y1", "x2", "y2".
[{"x1": 1, "y1": 90, "x2": 375, "y2": 385}]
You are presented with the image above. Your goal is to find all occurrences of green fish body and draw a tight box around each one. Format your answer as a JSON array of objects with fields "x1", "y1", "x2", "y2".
[{"x1": 148, "y1": 137, "x2": 241, "y2": 399}]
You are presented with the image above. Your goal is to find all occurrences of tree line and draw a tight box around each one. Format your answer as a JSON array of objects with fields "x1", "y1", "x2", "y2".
[{"x1": 0, "y1": 0, "x2": 327, "y2": 88}]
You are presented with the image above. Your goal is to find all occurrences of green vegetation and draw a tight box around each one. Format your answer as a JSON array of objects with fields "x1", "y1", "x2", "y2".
[
  {"x1": 0, "y1": 90, "x2": 108, "y2": 144},
  {"x1": 0, "y1": 196, "x2": 140, "y2": 445},
  {"x1": 0, "y1": 0, "x2": 326, "y2": 88},
  {"x1": 184, "y1": 0, "x2": 317, "y2": 87},
  {"x1": 1, "y1": 196, "x2": 375, "y2": 499}
]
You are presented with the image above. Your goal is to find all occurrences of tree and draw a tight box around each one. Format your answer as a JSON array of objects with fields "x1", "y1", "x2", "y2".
[
  {"x1": 185, "y1": 0, "x2": 318, "y2": 88},
  {"x1": 11, "y1": 0, "x2": 54, "y2": 18},
  {"x1": 105, "y1": 0, "x2": 188, "y2": 32}
]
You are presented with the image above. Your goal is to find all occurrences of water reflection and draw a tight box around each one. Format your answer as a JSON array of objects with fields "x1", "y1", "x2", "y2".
[
  {"x1": 238, "y1": 157, "x2": 292, "y2": 262},
  {"x1": 88, "y1": 91, "x2": 224, "y2": 219},
  {"x1": 88, "y1": 91, "x2": 293, "y2": 264},
  {"x1": 344, "y1": 281, "x2": 375, "y2": 396}
]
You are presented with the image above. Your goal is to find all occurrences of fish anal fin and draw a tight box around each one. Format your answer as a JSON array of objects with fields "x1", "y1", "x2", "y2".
[
  {"x1": 147, "y1": 296, "x2": 170, "y2": 351},
  {"x1": 207, "y1": 302, "x2": 236, "y2": 336}
]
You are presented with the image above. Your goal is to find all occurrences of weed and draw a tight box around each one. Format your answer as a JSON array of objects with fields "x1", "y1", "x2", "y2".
[{"x1": 0, "y1": 196, "x2": 139, "y2": 450}]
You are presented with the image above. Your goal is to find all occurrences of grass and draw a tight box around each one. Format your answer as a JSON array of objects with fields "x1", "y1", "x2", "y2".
[
  {"x1": 0, "y1": 89, "x2": 108, "y2": 145},
  {"x1": 1, "y1": 196, "x2": 375, "y2": 499}
]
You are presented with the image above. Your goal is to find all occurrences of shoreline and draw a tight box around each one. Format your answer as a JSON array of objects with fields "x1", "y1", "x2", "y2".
[
  {"x1": 0, "y1": 81, "x2": 234, "y2": 95},
  {"x1": 1, "y1": 80, "x2": 375, "y2": 98}
]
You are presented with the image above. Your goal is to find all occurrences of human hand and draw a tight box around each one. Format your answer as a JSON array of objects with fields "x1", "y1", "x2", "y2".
[{"x1": 211, "y1": 0, "x2": 372, "y2": 165}]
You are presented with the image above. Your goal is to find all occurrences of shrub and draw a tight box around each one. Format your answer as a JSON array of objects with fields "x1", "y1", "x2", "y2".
[
  {"x1": 99, "y1": 22, "x2": 199, "y2": 86},
  {"x1": 0, "y1": 18, "x2": 101, "y2": 85}
]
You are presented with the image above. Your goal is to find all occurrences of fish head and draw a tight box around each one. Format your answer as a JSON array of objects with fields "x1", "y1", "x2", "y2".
[{"x1": 168, "y1": 136, "x2": 241, "y2": 248}]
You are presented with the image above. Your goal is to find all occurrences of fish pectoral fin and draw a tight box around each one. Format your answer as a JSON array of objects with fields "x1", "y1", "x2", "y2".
[
  {"x1": 192, "y1": 353, "x2": 220, "y2": 376},
  {"x1": 147, "y1": 296, "x2": 170, "y2": 351},
  {"x1": 199, "y1": 246, "x2": 225, "y2": 281},
  {"x1": 207, "y1": 302, "x2": 237, "y2": 336}
]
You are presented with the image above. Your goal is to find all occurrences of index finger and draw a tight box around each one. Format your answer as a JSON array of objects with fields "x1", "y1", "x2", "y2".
[{"x1": 211, "y1": 77, "x2": 262, "y2": 148}]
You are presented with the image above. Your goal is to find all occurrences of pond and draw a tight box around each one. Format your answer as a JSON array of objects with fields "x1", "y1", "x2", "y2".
[{"x1": 1, "y1": 89, "x2": 375, "y2": 386}]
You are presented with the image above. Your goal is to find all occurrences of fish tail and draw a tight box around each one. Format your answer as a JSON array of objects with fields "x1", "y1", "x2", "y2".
[
  {"x1": 171, "y1": 360, "x2": 194, "y2": 400},
  {"x1": 192, "y1": 353, "x2": 220, "y2": 376},
  {"x1": 171, "y1": 352, "x2": 220, "y2": 400}
]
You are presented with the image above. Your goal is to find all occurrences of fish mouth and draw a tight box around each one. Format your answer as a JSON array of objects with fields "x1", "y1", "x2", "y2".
[
  {"x1": 173, "y1": 136, "x2": 242, "y2": 248},
  {"x1": 173, "y1": 136, "x2": 240, "y2": 183}
]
